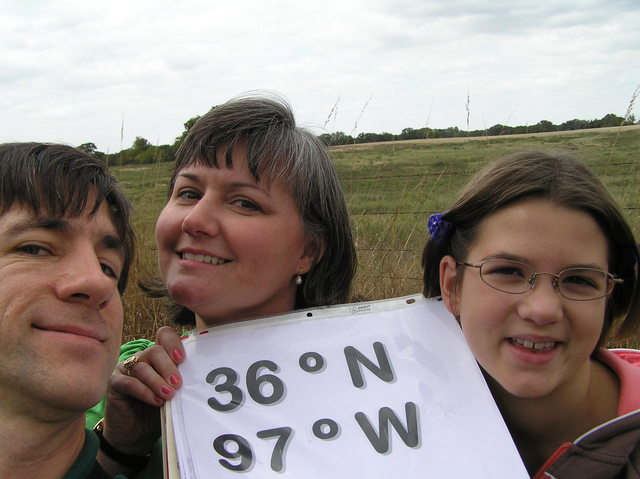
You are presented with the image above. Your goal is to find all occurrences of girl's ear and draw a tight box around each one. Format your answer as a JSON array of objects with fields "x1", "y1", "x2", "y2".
[{"x1": 440, "y1": 255, "x2": 460, "y2": 316}]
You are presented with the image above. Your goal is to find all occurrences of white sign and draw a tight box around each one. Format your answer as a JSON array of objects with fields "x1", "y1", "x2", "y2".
[{"x1": 168, "y1": 295, "x2": 528, "y2": 478}]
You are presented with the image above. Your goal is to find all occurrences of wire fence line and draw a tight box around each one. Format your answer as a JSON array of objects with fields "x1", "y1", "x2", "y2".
[
  {"x1": 351, "y1": 206, "x2": 639, "y2": 217},
  {"x1": 347, "y1": 163, "x2": 640, "y2": 287},
  {"x1": 340, "y1": 161, "x2": 638, "y2": 183}
]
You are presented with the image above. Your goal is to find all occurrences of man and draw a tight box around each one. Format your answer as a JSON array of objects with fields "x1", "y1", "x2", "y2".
[{"x1": 0, "y1": 143, "x2": 135, "y2": 478}]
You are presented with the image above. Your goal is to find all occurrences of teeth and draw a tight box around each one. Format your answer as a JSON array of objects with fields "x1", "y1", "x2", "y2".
[
  {"x1": 181, "y1": 252, "x2": 229, "y2": 265},
  {"x1": 513, "y1": 338, "x2": 555, "y2": 351}
]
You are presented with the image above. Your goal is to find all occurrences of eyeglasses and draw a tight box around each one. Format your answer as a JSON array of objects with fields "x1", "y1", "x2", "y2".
[{"x1": 457, "y1": 258, "x2": 623, "y2": 301}]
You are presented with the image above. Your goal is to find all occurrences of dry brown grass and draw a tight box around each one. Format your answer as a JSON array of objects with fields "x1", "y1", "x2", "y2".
[{"x1": 115, "y1": 126, "x2": 640, "y2": 345}]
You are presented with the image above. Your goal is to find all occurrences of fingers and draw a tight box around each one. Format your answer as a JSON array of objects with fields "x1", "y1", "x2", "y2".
[
  {"x1": 115, "y1": 344, "x2": 183, "y2": 405},
  {"x1": 110, "y1": 366, "x2": 166, "y2": 407},
  {"x1": 107, "y1": 327, "x2": 187, "y2": 409},
  {"x1": 156, "y1": 325, "x2": 187, "y2": 364}
]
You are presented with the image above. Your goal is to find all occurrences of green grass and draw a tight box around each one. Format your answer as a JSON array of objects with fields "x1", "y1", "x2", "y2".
[{"x1": 112, "y1": 125, "x2": 640, "y2": 342}]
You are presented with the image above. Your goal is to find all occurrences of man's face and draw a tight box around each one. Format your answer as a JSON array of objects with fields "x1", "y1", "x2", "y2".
[{"x1": 0, "y1": 201, "x2": 124, "y2": 417}]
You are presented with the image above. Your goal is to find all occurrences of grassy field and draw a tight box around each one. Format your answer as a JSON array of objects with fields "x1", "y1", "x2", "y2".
[{"x1": 112, "y1": 125, "x2": 640, "y2": 342}]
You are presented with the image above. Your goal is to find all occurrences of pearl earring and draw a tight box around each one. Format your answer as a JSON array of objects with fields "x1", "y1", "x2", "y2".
[{"x1": 295, "y1": 273, "x2": 303, "y2": 285}]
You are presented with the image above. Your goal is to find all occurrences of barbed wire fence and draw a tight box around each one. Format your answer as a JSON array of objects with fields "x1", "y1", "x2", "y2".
[{"x1": 339, "y1": 159, "x2": 640, "y2": 298}]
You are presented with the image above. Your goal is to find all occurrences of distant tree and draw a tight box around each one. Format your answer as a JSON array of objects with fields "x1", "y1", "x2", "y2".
[
  {"x1": 442, "y1": 126, "x2": 460, "y2": 138},
  {"x1": 77, "y1": 142, "x2": 98, "y2": 155},
  {"x1": 173, "y1": 115, "x2": 201, "y2": 150},
  {"x1": 132, "y1": 136, "x2": 151, "y2": 152},
  {"x1": 599, "y1": 113, "x2": 625, "y2": 128},
  {"x1": 173, "y1": 106, "x2": 218, "y2": 151},
  {"x1": 355, "y1": 132, "x2": 379, "y2": 143},
  {"x1": 537, "y1": 120, "x2": 557, "y2": 132},
  {"x1": 97, "y1": 106, "x2": 637, "y2": 162},
  {"x1": 400, "y1": 127, "x2": 421, "y2": 140},
  {"x1": 559, "y1": 119, "x2": 588, "y2": 131},
  {"x1": 487, "y1": 124, "x2": 505, "y2": 136},
  {"x1": 319, "y1": 131, "x2": 353, "y2": 146}
]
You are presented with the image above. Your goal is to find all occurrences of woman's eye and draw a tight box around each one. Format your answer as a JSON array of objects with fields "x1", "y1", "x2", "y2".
[
  {"x1": 232, "y1": 199, "x2": 260, "y2": 211},
  {"x1": 16, "y1": 244, "x2": 51, "y2": 256},
  {"x1": 177, "y1": 189, "x2": 201, "y2": 200}
]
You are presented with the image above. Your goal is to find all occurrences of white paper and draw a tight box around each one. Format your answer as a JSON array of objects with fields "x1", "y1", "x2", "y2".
[{"x1": 170, "y1": 294, "x2": 528, "y2": 478}]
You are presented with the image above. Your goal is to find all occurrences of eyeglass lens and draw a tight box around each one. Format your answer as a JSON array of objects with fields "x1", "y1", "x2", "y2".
[{"x1": 478, "y1": 259, "x2": 611, "y2": 300}]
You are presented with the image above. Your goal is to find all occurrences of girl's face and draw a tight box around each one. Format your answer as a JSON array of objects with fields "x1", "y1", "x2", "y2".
[
  {"x1": 440, "y1": 198, "x2": 610, "y2": 400},
  {"x1": 155, "y1": 149, "x2": 317, "y2": 328}
]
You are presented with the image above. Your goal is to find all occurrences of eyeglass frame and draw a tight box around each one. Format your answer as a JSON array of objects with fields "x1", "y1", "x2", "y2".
[{"x1": 456, "y1": 259, "x2": 624, "y2": 301}]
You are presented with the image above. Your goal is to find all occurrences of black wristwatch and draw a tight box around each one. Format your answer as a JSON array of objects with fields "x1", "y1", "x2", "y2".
[{"x1": 93, "y1": 419, "x2": 152, "y2": 468}]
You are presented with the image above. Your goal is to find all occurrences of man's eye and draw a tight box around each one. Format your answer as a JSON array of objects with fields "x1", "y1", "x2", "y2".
[
  {"x1": 101, "y1": 262, "x2": 119, "y2": 279},
  {"x1": 17, "y1": 244, "x2": 51, "y2": 256}
]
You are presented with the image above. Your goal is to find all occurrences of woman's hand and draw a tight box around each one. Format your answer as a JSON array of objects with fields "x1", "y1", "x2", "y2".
[{"x1": 101, "y1": 326, "x2": 186, "y2": 457}]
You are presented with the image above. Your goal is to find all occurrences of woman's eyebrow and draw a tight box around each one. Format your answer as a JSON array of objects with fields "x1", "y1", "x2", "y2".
[
  {"x1": 228, "y1": 182, "x2": 272, "y2": 196},
  {"x1": 176, "y1": 172, "x2": 200, "y2": 182}
]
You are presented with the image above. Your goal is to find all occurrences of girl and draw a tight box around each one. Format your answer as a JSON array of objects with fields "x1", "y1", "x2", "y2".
[
  {"x1": 422, "y1": 150, "x2": 640, "y2": 478},
  {"x1": 89, "y1": 94, "x2": 357, "y2": 476}
]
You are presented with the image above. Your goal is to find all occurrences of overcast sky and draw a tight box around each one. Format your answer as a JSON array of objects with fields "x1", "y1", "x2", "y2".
[{"x1": 2, "y1": 0, "x2": 639, "y2": 153}]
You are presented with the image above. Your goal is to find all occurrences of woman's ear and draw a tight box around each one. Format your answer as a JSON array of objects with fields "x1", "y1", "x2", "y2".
[
  {"x1": 299, "y1": 235, "x2": 325, "y2": 275},
  {"x1": 440, "y1": 255, "x2": 460, "y2": 316}
]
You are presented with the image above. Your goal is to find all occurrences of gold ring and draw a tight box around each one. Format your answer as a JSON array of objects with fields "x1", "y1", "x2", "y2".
[{"x1": 122, "y1": 355, "x2": 140, "y2": 376}]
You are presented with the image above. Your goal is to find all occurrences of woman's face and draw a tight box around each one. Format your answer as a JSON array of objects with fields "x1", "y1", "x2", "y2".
[
  {"x1": 155, "y1": 148, "x2": 317, "y2": 328},
  {"x1": 440, "y1": 198, "x2": 609, "y2": 401}
]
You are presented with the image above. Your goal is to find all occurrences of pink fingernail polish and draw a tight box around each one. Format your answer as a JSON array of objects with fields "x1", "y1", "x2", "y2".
[
  {"x1": 161, "y1": 386, "x2": 173, "y2": 395},
  {"x1": 170, "y1": 374, "x2": 180, "y2": 385},
  {"x1": 154, "y1": 396, "x2": 164, "y2": 405},
  {"x1": 172, "y1": 349, "x2": 183, "y2": 361}
]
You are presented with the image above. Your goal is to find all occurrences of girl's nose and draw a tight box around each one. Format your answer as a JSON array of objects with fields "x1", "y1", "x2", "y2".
[{"x1": 517, "y1": 276, "x2": 564, "y2": 326}]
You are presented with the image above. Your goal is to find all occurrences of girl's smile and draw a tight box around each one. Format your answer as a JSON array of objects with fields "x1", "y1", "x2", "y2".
[{"x1": 440, "y1": 198, "x2": 610, "y2": 400}]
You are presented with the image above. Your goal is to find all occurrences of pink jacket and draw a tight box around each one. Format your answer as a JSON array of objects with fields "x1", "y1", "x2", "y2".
[{"x1": 533, "y1": 349, "x2": 640, "y2": 479}]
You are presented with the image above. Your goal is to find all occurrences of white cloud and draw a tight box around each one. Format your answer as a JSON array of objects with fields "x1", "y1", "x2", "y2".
[{"x1": 0, "y1": 0, "x2": 638, "y2": 151}]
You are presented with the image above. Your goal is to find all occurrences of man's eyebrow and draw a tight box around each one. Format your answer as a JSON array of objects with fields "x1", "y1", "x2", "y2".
[
  {"x1": 100, "y1": 234, "x2": 124, "y2": 256},
  {"x1": 5, "y1": 217, "x2": 124, "y2": 255},
  {"x1": 4, "y1": 217, "x2": 69, "y2": 236}
]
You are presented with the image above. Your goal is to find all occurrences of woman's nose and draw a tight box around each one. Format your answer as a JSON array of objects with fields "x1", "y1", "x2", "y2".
[{"x1": 181, "y1": 198, "x2": 220, "y2": 237}]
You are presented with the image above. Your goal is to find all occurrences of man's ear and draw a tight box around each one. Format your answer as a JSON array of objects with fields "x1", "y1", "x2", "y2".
[{"x1": 440, "y1": 255, "x2": 460, "y2": 316}]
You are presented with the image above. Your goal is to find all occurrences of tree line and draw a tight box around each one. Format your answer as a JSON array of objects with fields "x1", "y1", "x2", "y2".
[{"x1": 77, "y1": 111, "x2": 637, "y2": 166}]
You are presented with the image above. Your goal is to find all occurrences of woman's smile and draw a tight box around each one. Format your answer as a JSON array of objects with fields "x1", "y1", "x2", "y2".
[{"x1": 155, "y1": 149, "x2": 317, "y2": 328}]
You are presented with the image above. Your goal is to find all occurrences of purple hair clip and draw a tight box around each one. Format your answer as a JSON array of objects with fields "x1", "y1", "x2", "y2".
[{"x1": 427, "y1": 212, "x2": 453, "y2": 244}]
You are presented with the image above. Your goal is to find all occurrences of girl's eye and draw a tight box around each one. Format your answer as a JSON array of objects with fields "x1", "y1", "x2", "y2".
[
  {"x1": 562, "y1": 273, "x2": 598, "y2": 289},
  {"x1": 16, "y1": 244, "x2": 51, "y2": 256},
  {"x1": 495, "y1": 267, "x2": 525, "y2": 277},
  {"x1": 484, "y1": 264, "x2": 525, "y2": 277}
]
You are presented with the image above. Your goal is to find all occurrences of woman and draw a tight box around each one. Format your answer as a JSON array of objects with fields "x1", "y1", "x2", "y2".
[
  {"x1": 88, "y1": 94, "x2": 357, "y2": 476},
  {"x1": 422, "y1": 150, "x2": 640, "y2": 478}
]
